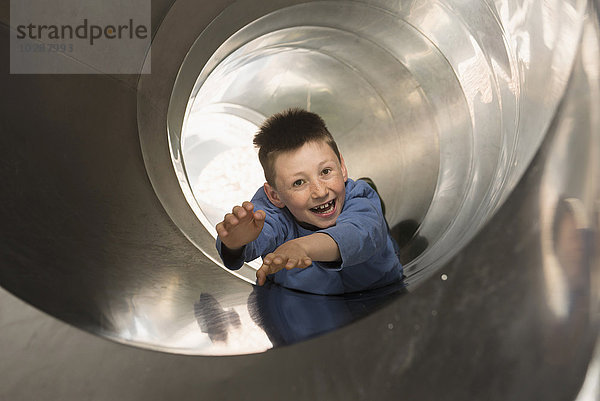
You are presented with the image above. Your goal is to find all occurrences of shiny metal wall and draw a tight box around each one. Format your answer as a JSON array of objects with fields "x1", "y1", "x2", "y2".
[{"x1": 1, "y1": 0, "x2": 599, "y2": 399}]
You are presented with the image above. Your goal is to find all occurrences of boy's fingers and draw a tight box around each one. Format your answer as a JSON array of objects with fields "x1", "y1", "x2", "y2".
[
  {"x1": 215, "y1": 222, "x2": 228, "y2": 237},
  {"x1": 232, "y1": 205, "x2": 247, "y2": 219},
  {"x1": 260, "y1": 263, "x2": 273, "y2": 275},
  {"x1": 263, "y1": 254, "x2": 273, "y2": 265},
  {"x1": 224, "y1": 213, "x2": 239, "y2": 226},
  {"x1": 257, "y1": 262, "x2": 278, "y2": 285},
  {"x1": 256, "y1": 269, "x2": 266, "y2": 286},
  {"x1": 264, "y1": 254, "x2": 285, "y2": 268},
  {"x1": 242, "y1": 201, "x2": 254, "y2": 212},
  {"x1": 253, "y1": 211, "x2": 265, "y2": 231},
  {"x1": 254, "y1": 210, "x2": 265, "y2": 219},
  {"x1": 256, "y1": 254, "x2": 311, "y2": 284}
]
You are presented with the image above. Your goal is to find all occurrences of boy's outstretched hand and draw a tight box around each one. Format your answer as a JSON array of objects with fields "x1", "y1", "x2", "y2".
[
  {"x1": 216, "y1": 201, "x2": 266, "y2": 250},
  {"x1": 256, "y1": 239, "x2": 312, "y2": 286}
]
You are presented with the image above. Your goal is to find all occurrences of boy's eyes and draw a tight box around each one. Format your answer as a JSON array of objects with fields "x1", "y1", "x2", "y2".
[{"x1": 291, "y1": 169, "x2": 332, "y2": 187}]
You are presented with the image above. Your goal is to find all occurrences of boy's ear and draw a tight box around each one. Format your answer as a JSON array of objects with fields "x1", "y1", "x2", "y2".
[
  {"x1": 263, "y1": 182, "x2": 286, "y2": 208},
  {"x1": 340, "y1": 154, "x2": 348, "y2": 182}
]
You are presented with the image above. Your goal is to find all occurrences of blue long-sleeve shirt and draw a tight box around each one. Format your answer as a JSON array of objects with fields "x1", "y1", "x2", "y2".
[{"x1": 216, "y1": 178, "x2": 403, "y2": 294}]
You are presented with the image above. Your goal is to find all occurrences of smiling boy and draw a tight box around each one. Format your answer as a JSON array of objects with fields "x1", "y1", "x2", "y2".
[{"x1": 215, "y1": 108, "x2": 403, "y2": 294}]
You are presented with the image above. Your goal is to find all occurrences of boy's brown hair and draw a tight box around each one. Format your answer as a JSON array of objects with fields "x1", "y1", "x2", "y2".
[{"x1": 253, "y1": 108, "x2": 341, "y2": 187}]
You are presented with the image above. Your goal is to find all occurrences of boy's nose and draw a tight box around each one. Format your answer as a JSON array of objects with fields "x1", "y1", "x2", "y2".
[{"x1": 311, "y1": 180, "x2": 328, "y2": 199}]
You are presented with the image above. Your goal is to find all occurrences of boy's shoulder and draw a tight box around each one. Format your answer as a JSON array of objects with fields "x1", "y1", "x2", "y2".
[
  {"x1": 251, "y1": 186, "x2": 277, "y2": 210},
  {"x1": 345, "y1": 178, "x2": 378, "y2": 201},
  {"x1": 339, "y1": 178, "x2": 383, "y2": 217},
  {"x1": 250, "y1": 186, "x2": 292, "y2": 221}
]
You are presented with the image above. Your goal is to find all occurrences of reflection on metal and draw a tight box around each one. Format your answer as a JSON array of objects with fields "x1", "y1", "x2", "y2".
[
  {"x1": 244, "y1": 281, "x2": 405, "y2": 347},
  {"x1": 0, "y1": 0, "x2": 599, "y2": 399}
]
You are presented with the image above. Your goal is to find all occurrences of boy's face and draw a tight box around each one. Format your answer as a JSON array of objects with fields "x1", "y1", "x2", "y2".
[{"x1": 264, "y1": 140, "x2": 348, "y2": 229}]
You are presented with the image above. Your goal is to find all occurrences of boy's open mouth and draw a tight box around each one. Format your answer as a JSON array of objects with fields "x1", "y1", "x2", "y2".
[{"x1": 310, "y1": 199, "x2": 336, "y2": 215}]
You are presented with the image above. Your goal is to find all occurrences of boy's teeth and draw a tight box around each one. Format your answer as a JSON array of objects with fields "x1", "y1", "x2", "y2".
[{"x1": 312, "y1": 200, "x2": 334, "y2": 212}]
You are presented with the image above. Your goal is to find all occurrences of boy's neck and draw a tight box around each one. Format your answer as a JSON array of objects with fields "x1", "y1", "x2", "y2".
[{"x1": 285, "y1": 207, "x2": 321, "y2": 231}]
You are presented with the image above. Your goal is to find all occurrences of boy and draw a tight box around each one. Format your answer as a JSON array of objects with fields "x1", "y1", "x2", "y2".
[{"x1": 215, "y1": 108, "x2": 403, "y2": 294}]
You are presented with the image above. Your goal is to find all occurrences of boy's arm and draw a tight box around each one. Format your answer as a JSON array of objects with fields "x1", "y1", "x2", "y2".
[
  {"x1": 215, "y1": 201, "x2": 267, "y2": 270},
  {"x1": 293, "y1": 233, "x2": 341, "y2": 261},
  {"x1": 256, "y1": 233, "x2": 340, "y2": 285},
  {"x1": 216, "y1": 196, "x2": 287, "y2": 271},
  {"x1": 218, "y1": 241, "x2": 246, "y2": 268}
]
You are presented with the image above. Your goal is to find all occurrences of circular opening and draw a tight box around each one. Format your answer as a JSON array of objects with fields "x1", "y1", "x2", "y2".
[
  {"x1": 161, "y1": 0, "x2": 544, "y2": 284},
  {"x1": 173, "y1": 2, "x2": 464, "y2": 279},
  {"x1": 131, "y1": 0, "x2": 585, "y2": 355}
]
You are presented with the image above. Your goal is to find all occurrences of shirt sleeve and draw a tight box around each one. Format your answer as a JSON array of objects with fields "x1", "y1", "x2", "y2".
[{"x1": 317, "y1": 181, "x2": 388, "y2": 270}]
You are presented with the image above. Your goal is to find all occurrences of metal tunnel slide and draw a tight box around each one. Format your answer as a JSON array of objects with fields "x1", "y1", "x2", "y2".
[{"x1": 1, "y1": 0, "x2": 599, "y2": 399}]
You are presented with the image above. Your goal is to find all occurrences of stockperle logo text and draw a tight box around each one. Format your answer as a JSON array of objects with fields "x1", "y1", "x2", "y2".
[{"x1": 16, "y1": 18, "x2": 148, "y2": 45}]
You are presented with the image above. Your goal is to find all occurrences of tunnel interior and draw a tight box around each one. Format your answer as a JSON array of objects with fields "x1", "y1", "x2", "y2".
[
  {"x1": 152, "y1": 0, "x2": 580, "y2": 284},
  {"x1": 0, "y1": 2, "x2": 599, "y2": 399}
]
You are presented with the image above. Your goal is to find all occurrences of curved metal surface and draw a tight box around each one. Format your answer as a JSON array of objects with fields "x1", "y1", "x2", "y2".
[{"x1": 0, "y1": 0, "x2": 599, "y2": 399}]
